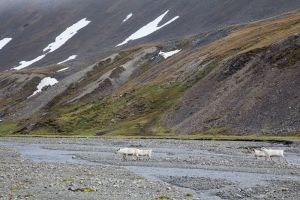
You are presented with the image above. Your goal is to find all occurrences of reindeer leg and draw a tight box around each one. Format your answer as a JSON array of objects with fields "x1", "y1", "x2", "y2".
[
  {"x1": 282, "y1": 156, "x2": 288, "y2": 164},
  {"x1": 265, "y1": 155, "x2": 272, "y2": 161},
  {"x1": 269, "y1": 156, "x2": 276, "y2": 164}
]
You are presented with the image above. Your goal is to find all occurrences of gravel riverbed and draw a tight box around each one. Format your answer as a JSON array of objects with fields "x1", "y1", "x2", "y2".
[{"x1": 0, "y1": 137, "x2": 299, "y2": 200}]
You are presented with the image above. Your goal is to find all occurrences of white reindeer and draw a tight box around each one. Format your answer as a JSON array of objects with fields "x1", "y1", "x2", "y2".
[
  {"x1": 261, "y1": 147, "x2": 287, "y2": 163},
  {"x1": 135, "y1": 149, "x2": 152, "y2": 160},
  {"x1": 116, "y1": 148, "x2": 138, "y2": 161},
  {"x1": 253, "y1": 149, "x2": 267, "y2": 158}
]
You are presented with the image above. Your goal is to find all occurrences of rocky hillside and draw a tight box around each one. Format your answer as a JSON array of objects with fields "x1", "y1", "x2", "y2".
[
  {"x1": 1, "y1": 0, "x2": 300, "y2": 71},
  {"x1": 0, "y1": 2, "x2": 300, "y2": 136}
]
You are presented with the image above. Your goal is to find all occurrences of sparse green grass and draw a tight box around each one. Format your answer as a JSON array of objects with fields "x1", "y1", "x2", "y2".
[
  {"x1": 31, "y1": 83, "x2": 187, "y2": 136},
  {"x1": 156, "y1": 195, "x2": 173, "y2": 200},
  {"x1": 286, "y1": 48, "x2": 300, "y2": 66},
  {"x1": 24, "y1": 193, "x2": 33, "y2": 198},
  {"x1": 0, "y1": 122, "x2": 18, "y2": 136},
  {"x1": 194, "y1": 59, "x2": 221, "y2": 82},
  {"x1": 240, "y1": 38, "x2": 261, "y2": 51},
  {"x1": 68, "y1": 187, "x2": 95, "y2": 192},
  {"x1": 178, "y1": 134, "x2": 300, "y2": 142},
  {"x1": 3, "y1": 132, "x2": 300, "y2": 142},
  {"x1": 10, "y1": 184, "x2": 22, "y2": 192},
  {"x1": 185, "y1": 193, "x2": 193, "y2": 197},
  {"x1": 1, "y1": 119, "x2": 299, "y2": 142},
  {"x1": 62, "y1": 177, "x2": 74, "y2": 183},
  {"x1": 132, "y1": 175, "x2": 144, "y2": 180},
  {"x1": 80, "y1": 188, "x2": 95, "y2": 192}
]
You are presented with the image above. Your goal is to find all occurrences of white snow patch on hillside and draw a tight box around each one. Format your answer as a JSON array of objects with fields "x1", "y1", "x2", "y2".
[
  {"x1": 159, "y1": 49, "x2": 181, "y2": 59},
  {"x1": 56, "y1": 67, "x2": 69, "y2": 72},
  {"x1": 28, "y1": 77, "x2": 58, "y2": 98},
  {"x1": 0, "y1": 38, "x2": 12, "y2": 50},
  {"x1": 58, "y1": 55, "x2": 77, "y2": 64},
  {"x1": 116, "y1": 10, "x2": 179, "y2": 47},
  {"x1": 43, "y1": 18, "x2": 91, "y2": 53},
  {"x1": 13, "y1": 55, "x2": 46, "y2": 70},
  {"x1": 12, "y1": 18, "x2": 90, "y2": 70},
  {"x1": 122, "y1": 13, "x2": 133, "y2": 23}
]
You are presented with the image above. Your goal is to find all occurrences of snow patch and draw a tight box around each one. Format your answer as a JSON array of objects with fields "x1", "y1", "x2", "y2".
[
  {"x1": 57, "y1": 55, "x2": 77, "y2": 64},
  {"x1": 28, "y1": 77, "x2": 58, "y2": 98},
  {"x1": 122, "y1": 13, "x2": 133, "y2": 23},
  {"x1": 13, "y1": 55, "x2": 46, "y2": 70},
  {"x1": 12, "y1": 18, "x2": 90, "y2": 70},
  {"x1": 159, "y1": 49, "x2": 181, "y2": 59},
  {"x1": 56, "y1": 67, "x2": 69, "y2": 72},
  {"x1": 43, "y1": 18, "x2": 91, "y2": 53},
  {"x1": 0, "y1": 38, "x2": 12, "y2": 50},
  {"x1": 116, "y1": 10, "x2": 179, "y2": 47}
]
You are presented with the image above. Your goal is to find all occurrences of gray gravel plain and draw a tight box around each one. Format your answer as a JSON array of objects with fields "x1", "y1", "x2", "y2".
[{"x1": 0, "y1": 137, "x2": 299, "y2": 200}]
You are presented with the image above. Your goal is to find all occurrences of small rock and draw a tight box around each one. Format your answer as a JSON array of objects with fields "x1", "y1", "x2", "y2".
[{"x1": 68, "y1": 187, "x2": 75, "y2": 191}]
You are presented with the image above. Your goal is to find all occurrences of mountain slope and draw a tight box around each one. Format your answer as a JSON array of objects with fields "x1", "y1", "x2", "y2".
[
  {"x1": 163, "y1": 37, "x2": 300, "y2": 134},
  {"x1": 1, "y1": 10, "x2": 299, "y2": 136},
  {"x1": 1, "y1": 0, "x2": 300, "y2": 71},
  {"x1": 0, "y1": 2, "x2": 300, "y2": 136}
]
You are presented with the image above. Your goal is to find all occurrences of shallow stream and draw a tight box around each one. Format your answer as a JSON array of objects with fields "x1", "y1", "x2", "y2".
[{"x1": 1, "y1": 140, "x2": 299, "y2": 200}]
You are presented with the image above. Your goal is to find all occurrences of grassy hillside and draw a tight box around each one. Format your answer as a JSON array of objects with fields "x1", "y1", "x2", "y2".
[{"x1": 1, "y1": 11, "x2": 300, "y2": 138}]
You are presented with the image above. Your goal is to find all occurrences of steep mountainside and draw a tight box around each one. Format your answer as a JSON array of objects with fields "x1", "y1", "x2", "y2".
[
  {"x1": 0, "y1": 1, "x2": 300, "y2": 136},
  {"x1": 163, "y1": 36, "x2": 300, "y2": 134},
  {"x1": 1, "y1": 0, "x2": 300, "y2": 71}
]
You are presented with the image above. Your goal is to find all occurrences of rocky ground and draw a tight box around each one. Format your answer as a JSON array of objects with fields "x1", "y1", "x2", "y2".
[
  {"x1": 0, "y1": 137, "x2": 300, "y2": 200},
  {"x1": 0, "y1": 147, "x2": 191, "y2": 200}
]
